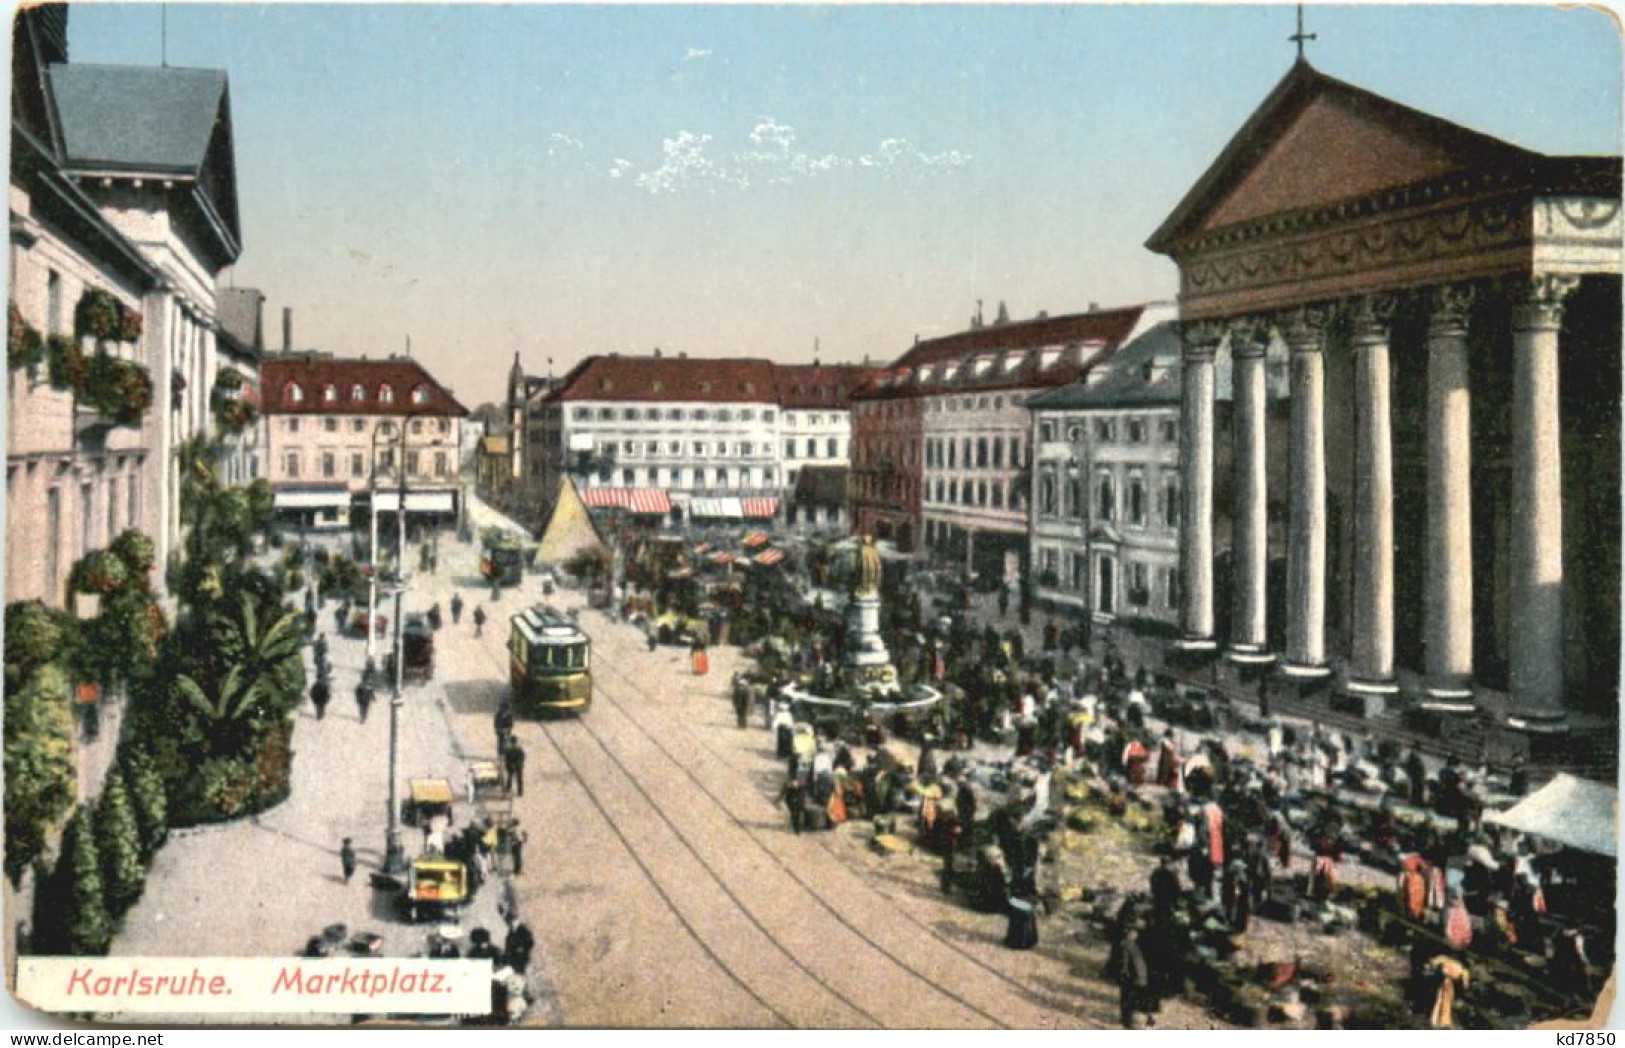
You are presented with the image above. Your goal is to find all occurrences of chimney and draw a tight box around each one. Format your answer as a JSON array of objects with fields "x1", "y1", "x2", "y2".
[
  {"x1": 653, "y1": 347, "x2": 662, "y2": 358},
  {"x1": 282, "y1": 307, "x2": 292, "y2": 353},
  {"x1": 1088, "y1": 302, "x2": 1099, "y2": 313},
  {"x1": 678, "y1": 351, "x2": 687, "y2": 359}
]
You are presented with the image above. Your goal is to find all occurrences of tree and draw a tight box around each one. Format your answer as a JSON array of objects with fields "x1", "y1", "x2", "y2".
[
  {"x1": 119, "y1": 746, "x2": 168, "y2": 860},
  {"x1": 172, "y1": 594, "x2": 306, "y2": 734},
  {"x1": 4, "y1": 664, "x2": 75, "y2": 886},
  {"x1": 35, "y1": 806, "x2": 111, "y2": 956},
  {"x1": 94, "y1": 771, "x2": 145, "y2": 916}
]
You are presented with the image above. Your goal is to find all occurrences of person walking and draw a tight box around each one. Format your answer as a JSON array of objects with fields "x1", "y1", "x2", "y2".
[
  {"x1": 473, "y1": 606, "x2": 487, "y2": 637},
  {"x1": 355, "y1": 678, "x2": 375, "y2": 723},
  {"x1": 777, "y1": 775, "x2": 807, "y2": 835},
  {"x1": 310, "y1": 677, "x2": 331, "y2": 720},
  {"x1": 451, "y1": 593, "x2": 464, "y2": 625},
  {"x1": 494, "y1": 701, "x2": 515, "y2": 753},
  {"x1": 313, "y1": 631, "x2": 328, "y2": 668},
  {"x1": 503, "y1": 738, "x2": 526, "y2": 797},
  {"x1": 340, "y1": 838, "x2": 357, "y2": 884},
  {"x1": 998, "y1": 586, "x2": 1010, "y2": 619},
  {"x1": 1111, "y1": 926, "x2": 1152, "y2": 1028},
  {"x1": 732, "y1": 679, "x2": 750, "y2": 729},
  {"x1": 510, "y1": 826, "x2": 527, "y2": 876}
]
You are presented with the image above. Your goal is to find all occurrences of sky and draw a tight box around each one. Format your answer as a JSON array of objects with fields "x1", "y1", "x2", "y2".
[{"x1": 64, "y1": 2, "x2": 1621, "y2": 409}]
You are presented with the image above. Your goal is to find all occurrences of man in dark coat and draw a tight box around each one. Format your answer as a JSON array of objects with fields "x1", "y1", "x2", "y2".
[
  {"x1": 503, "y1": 738, "x2": 526, "y2": 797},
  {"x1": 473, "y1": 606, "x2": 488, "y2": 637},
  {"x1": 1111, "y1": 927, "x2": 1152, "y2": 1028},
  {"x1": 495, "y1": 702, "x2": 515, "y2": 752},
  {"x1": 340, "y1": 838, "x2": 357, "y2": 884},
  {"x1": 777, "y1": 775, "x2": 807, "y2": 834},
  {"x1": 355, "y1": 679, "x2": 375, "y2": 723},
  {"x1": 310, "y1": 678, "x2": 331, "y2": 720},
  {"x1": 451, "y1": 593, "x2": 464, "y2": 625},
  {"x1": 1150, "y1": 857, "x2": 1182, "y2": 917}
]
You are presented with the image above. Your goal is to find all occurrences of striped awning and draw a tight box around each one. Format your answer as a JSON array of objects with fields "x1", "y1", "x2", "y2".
[
  {"x1": 741, "y1": 498, "x2": 779, "y2": 519},
  {"x1": 741, "y1": 532, "x2": 770, "y2": 548},
  {"x1": 692, "y1": 542, "x2": 712, "y2": 555},
  {"x1": 753, "y1": 549, "x2": 786, "y2": 567},
  {"x1": 710, "y1": 552, "x2": 736, "y2": 566},
  {"x1": 581, "y1": 488, "x2": 672, "y2": 514}
]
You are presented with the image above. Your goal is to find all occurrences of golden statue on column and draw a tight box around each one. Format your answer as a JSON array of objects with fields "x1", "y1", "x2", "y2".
[{"x1": 856, "y1": 534, "x2": 882, "y2": 597}]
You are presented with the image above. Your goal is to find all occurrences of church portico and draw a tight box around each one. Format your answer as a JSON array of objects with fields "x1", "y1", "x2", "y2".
[{"x1": 1149, "y1": 60, "x2": 1620, "y2": 734}]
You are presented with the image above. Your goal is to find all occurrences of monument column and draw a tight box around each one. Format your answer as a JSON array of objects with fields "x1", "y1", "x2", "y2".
[
  {"x1": 1228, "y1": 321, "x2": 1272, "y2": 663},
  {"x1": 1282, "y1": 306, "x2": 1329, "y2": 678},
  {"x1": 1346, "y1": 295, "x2": 1398, "y2": 704},
  {"x1": 1422, "y1": 284, "x2": 1477, "y2": 711},
  {"x1": 1177, "y1": 321, "x2": 1222, "y2": 651},
  {"x1": 1507, "y1": 273, "x2": 1578, "y2": 733}
]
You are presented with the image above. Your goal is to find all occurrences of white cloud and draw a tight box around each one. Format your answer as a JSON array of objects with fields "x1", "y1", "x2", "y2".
[
  {"x1": 611, "y1": 116, "x2": 972, "y2": 196},
  {"x1": 683, "y1": 47, "x2": 713, "y2": 62}
]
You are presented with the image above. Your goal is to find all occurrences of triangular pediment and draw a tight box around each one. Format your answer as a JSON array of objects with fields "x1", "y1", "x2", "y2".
[{"x1": 1148, "y1": 62, "x2": 1541, "y2": 251}]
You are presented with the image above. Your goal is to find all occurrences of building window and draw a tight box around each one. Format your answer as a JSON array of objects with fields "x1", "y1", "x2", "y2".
[
  {"x1": 1097, "y1": 557, "x2": 1116, "y2": 614},
  {"x1": 322, "y1": 453, "x2": 336, "y2": 478},
  {"x1": 1097, "y1": 474, "x2": 1115, "y2": 522},
  {"x1": 128, "y1": 479, "x2": 138, "y2": 527},
  {"x1": 379, "y1": 384, "x2": 394, "y2": 405},
  {"x1": 1042, "y1": 547, "x2": 1059, "y2": 583},
  {"x1": 1095, "y1": 419, "x2": 1115, "y2": 442},
  {"x1": 411, "y1": 419, "x2": 424, "y2": 434},
  {"x1": 1040, "y1": 475, "x2": 1057, "y2": 516},
  {"x1": 693, "y1": 409, "x2": 709, "y2": 421},
  {"x1": 991, "y1": 483, "x2": 1004, "y2": 509},
  {"x1": 621, "y1": 468, "x2": 634, "y2": 486},
  {"x1": 1163, "y1": 481, "x2": 1181, "y2": 526},
  {"x1": 740, "y1": 442, "x2": 753, "y2": 457},
  {"x1": 324, "y1": 418, "x2": 338, "y2": 432},
  {"x1": 438, "y1": 419, "x2": 450, "y2": 434},
  {"x1": 667, "y1": 408, "x2": 684, "y2": 421},
  {"x1": 46, "y1": 271, "x2": 62, "y2": 336},
  {"x1": 351, "y1": 452, "x2": 364, "y2": 476},
  {"x1": 79, "y1": 482, "x2": 95, "y2": 556},
  {"x1": 1166, "y1": 567, "x2": 1182, "y2": 608},
  {"x1": 287, "y1": 417, "x2": 300, "y2": 433},
  {"x1": 785, "y1": 440, "x2": 796, "y2": 459},
  {"x1": 764, "y1": 410, "x2": 775, "y2": 423},
  {"x1": 353, "y1": 384, "x2": 367, "y2": 401},
  {"x1": 622, "y1": 408, "x2": 637, "y2": 421},
  {"x1": 827, "y1": 437, "x2": 838, "y2": 458},
  {"x1": 286, "y1": 452, "x2": 301, "y2": 478},
  {"x1": 597, "y1": 408, "x2": 614, "y2": 421},
  {"x1": 694, "y1": 442, "x2": 707, "y2": 456},
  {"x1": 949, "y1": 479, "x2": 959, "y2": 503},
  {"x1": 284, "y1": 382, "x2": 305, "y2": 404},
  {"x1": 947, "y1": 441, "x2": 956, "y2": 469},
  {"x1": 1072, "y1": 552, "x2": 1087, "y2": 591},
  {"x1": 107, "y1": 477, "x2": 119, "y2": 539},
  {"x1": 1160, "y1": 419, "x2": 1178, "y2": 443},
  {"x1": 406, "y1": 451, "x2": 420, "y2": 475},
  {"x1": 1068, "y1": 476, "x2": 1083, "y2": 519},
  {"x1": 1127, "y1": 418, "x2": 1146, "y2": 443},
  {"x1": 353, "y1": 419, "x2": 366, "y2": 432},
  {"x1": 45, "y1": 488, "x2": 60, "y2": 597},
  {"x1": 323, "y1": 384, "x2": 338, "y2": 403},
  {"x1": 741, "y1": 409, "x2": 755, "y2": 422},
  {"x1": 435, "y1": 451, "x2": 448, "y2": 477},
  {"x1": 1129, "y1": 562, "x2": 1150, "y2": 606},
  {"x1": 668, "y1": 440, "x2": 681, "y2": 454},
  {"x1": 1040, "y1": 420, "x2": 1056, "y2": 442},
  {"x1": 412, "y1": 384, "x2": 432, "y2": 403},
  {"x1": 573, "y1": 407, "x2": 590, "y2": 421}
]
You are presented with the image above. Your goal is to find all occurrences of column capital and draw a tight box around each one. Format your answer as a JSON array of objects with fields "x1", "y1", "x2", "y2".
[
  {"x1": 1348, "y1": 293, "x2": 1398, "y2": 342},
  {"x1": 1510, "y1": 273, "x2": 1581, "y2": 332},
  {"x1": 1280, "y1": 304, "x2": 1333, "y2": 352},
  {"x1": 1179, "y1": 319, "x2": 1226, "y2": 361},
  {"x1": 1426, "y1": 283, "x2": 1478, "y2": 337},
  {"x1": 1228, "y1": 316, "x2": 1270, "y2": 359}
]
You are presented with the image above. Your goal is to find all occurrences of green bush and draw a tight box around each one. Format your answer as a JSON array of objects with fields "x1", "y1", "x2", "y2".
[
  {"x1": 4, "y1": 601, "x2": 71, "y2": 685},
  {"x1": 45, "y1": 334, "x2": 86, "y2": 391},
  {"x1": 4, "y1": 664, "x2": 75, "y2": 886},
  {"x1": 69, "y1": 549, "x2": 130, "y2": 596},
  {"x1": 108, "y1": 529, "x2": 158, "y2": 579},
  {"x1": 36, "y1": 806, "x2": 111, "y2": 956},
  {"x1": 8, "y1": 303, "x2": 43, "y2": 375},
  {"x1": 286, "y1": 569, "x2": 306, "y2": 593},
  {"x1": 74, "y1": 288, "x2": 122, "y2": 342},
  {"x1": 119, "y1": 747, "x2": 168, "y2": 860},
  {"x1": 94, "y1": 772, "x2": 146, "y2": 917}
]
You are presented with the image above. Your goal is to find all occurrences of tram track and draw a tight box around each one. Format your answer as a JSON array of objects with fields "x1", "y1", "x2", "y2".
[
  {"x1": 469, "y1": 619, "x2": 883, "y2": 1028},
  {"x1": 578, "y1": 614, "x2": 1092, "y2": 1027}
]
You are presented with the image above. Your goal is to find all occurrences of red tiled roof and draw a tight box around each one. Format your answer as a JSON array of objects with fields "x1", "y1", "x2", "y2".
[
  {"x1": 261, "y1": 355, "x2": 470, "y2": 417},
  {"x1": 551, "y1": 355, "x2": 781, "y2": 403},
  {"x1": 773, "y1": 363, "x2": 888, "y2": 408},
  {"x1": 891, "y1": 307, "x2": 1144, "y2": 371}
]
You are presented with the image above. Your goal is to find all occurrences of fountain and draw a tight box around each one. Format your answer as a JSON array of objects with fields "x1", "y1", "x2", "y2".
[{"x1": 780, "y1": 534, "x2": 942, "y2": 717}]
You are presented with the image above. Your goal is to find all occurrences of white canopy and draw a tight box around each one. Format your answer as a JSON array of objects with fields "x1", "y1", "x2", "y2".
[
  {"x1": 274, "y1": 489, "x2": 350, "y2": 510},
  {"x1": 373, "y1": 491, "x2": 456, "y2": 512},
  {"x1": 1485, "y1": 773, "x2": 1618, "y2": 857}
]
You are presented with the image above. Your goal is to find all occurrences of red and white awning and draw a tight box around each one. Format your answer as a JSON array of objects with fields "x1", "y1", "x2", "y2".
[
  {"x1": 741, "y1": 532, "x2": 770, "y2": 548},
  {"x1": 581, "y1": 487, "x2": 672, "y2": 515},
  {"x1": 710, "y1": 552, "x2": 736, "y2": 566},
  {"x1": 741, "y1": 498, "x2": 779, "y2": 519},
  {"x1": 753, "y1": 549, "x2": 786, "y2": 567}
]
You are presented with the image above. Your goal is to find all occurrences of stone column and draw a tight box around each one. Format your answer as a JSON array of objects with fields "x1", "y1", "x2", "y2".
[
  {"x1": 1507, "y1": 273, "x2": 1578, "y2": 733},
  {"x1": 1177, "y1": 322, "x2": 1222, "y2": 651},
  {"x1": 1347, "y1": 295, "x2": 1398, "y2": 700},
  {"x1": 1422, "y1": 285, "x2": 1477, "y2": 710},
  {"x1": 1228, "y1": 322, "x2": 1272, "y2": 663},
  {"x1": 1282, "y1": 306, "x2": 1330, "y2": 678}
]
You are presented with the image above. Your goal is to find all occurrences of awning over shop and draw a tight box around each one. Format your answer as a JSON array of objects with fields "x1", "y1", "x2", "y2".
[
  {"x1": 1486, "y1": 773, "x2": 1618, "y2": 857},
  {"x1": 274, "y1": 488, "x2": 351, "y2": 510},
  {"x1": 742, "y1": 498, "x2": 779, "y2": 519},
  {"x1": 742, "y1": 532, "x2": 770, "y2": 548},
  {"x1": 580, "y1": 488, "x2": 672, "y2": 515},
  {"x1": 690, "y1": 497, "x2": 742, "y2": 519},
  {"x1": 753, "y1": 549, "x2": 786, "y2": 567},
  {"x1": 667, "y1": 568, "x2": 694, "y2": 580},
  {"x1": 692, "y1": 542, "x2": 712, "y2": 555},
  {"x1": 710, "y1": 552, "x2": 736, "y2": 566},
  {"x1": 373, "y1": 491, "x2": 456, "y2": 513}
]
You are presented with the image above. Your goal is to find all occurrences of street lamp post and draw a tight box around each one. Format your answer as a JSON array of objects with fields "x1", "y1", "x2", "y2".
[{"x1": 371, "y1": 417, "x2": 411, "y2": 876}]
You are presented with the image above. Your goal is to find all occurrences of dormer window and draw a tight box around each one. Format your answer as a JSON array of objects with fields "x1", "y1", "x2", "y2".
[
  {"x1": 652, "y1": 380, "x2": 664, "y2": 393},
  {"x1": 699, "y1": 381, "x2": 712, "y2": 394},
  {"x1": 600, "y1": 378, "x2": 614, "y2": 392},
  {"x1": 323, "y1": 384, "x2": 338, "y2": 403},
  {"x1": 351, "y1": 384, "x2": 366, "y2": 401},
  {"x1": 412, "y1": 385, "x2": 431, "y2": 405},
  {"x1": 743, "y1": 381, "x2": 756, "y2": 395},
  {"x1": 284, "y1": 382, "x2": 305, "y2": 403},
  {"x1": 379, "y1": 384, "x2": 394, "y2": 405}
]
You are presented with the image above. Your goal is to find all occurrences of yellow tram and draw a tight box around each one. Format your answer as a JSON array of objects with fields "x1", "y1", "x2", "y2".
[{"x1": 509, "y1": 604, "x2": 592, "y2": 716}]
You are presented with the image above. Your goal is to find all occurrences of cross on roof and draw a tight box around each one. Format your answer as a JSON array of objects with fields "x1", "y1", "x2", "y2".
[{"x1": 1290, "y1": 4, "x2": 1318, "y2": 61}]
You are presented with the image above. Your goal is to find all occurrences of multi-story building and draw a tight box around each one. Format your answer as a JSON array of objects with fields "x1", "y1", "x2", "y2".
[
  {"x1": 776, "y1": 362, "x2": 879, "y2": 533},
  {"x1": 47, "y1": 56, "x2": 244, "y2": 578},
  {"x1": 7, "y1": 5, "x2": 164, "y2": 607},
  {"x1": 849, "y1": 373, "x2": 923, "y2": 550},
  {"x1": 1028, "y1": 320, "x2": 1186, "y2": 626},
  {"x1": 260, "y1": 354, "x2": 469, "y2": 529}
]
